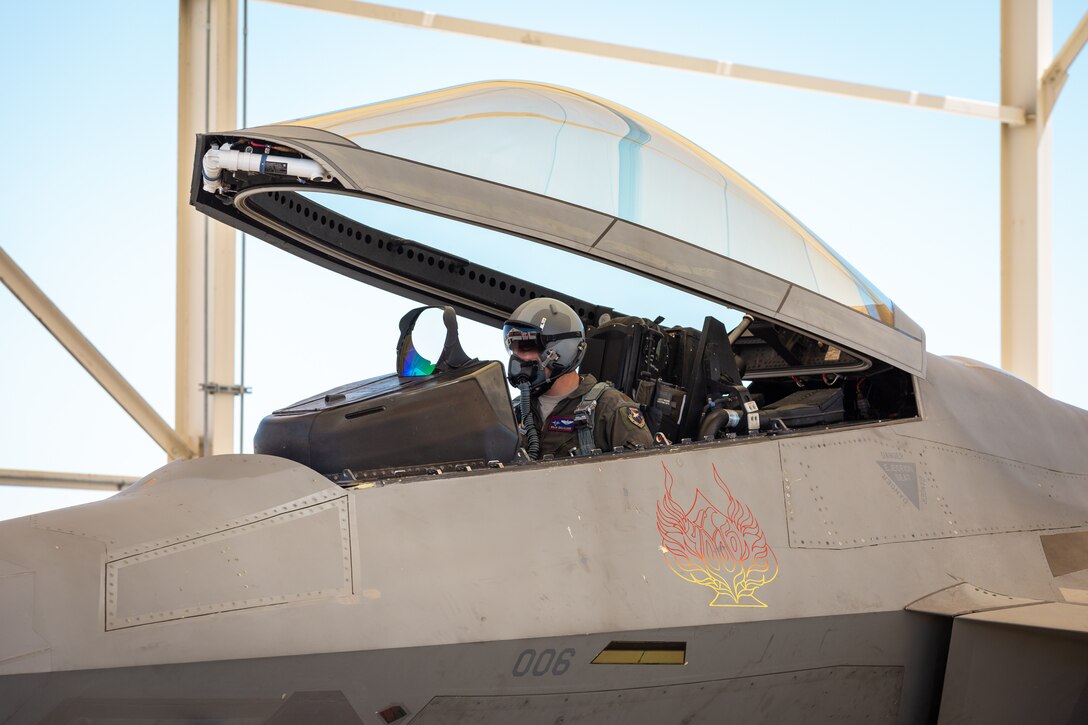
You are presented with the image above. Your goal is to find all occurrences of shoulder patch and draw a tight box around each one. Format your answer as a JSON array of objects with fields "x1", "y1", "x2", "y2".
[
  {"x1": 623, "y1": 406, "x2": 646, "y2": 430},
  {"x1": 547, "y1": 416, "x2": 576, "y2": 433}
]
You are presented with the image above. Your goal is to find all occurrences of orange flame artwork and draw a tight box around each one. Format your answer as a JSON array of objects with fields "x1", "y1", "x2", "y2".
[{"x1": 656, "y1": 464, "x2": 779, "y2": 607}]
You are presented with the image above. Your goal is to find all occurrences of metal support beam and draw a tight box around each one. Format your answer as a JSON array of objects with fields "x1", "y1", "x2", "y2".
[
  {"x1": 1040, "y1": 8, "x2": 1088, "y2": 125},
  {"x1": 262, "y1": 0, "x2": 1026, "y2": 126},
  {"x1": 0, "y1": 247, "x2": 196, "y2": 461},
  {"x1": 177, "y1": 0, "x2": 238, "y2": 456},
  {"x1": 0, "y1": 469, "x2": 137, "y2": 492},
  {"x1": 1001, "y1": 0, "x2": 1052, "y2": 391}
]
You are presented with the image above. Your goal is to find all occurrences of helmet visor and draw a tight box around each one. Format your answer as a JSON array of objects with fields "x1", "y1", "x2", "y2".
[{"x1": 502, "y1": 322, "x2": 543, "y2": 358}]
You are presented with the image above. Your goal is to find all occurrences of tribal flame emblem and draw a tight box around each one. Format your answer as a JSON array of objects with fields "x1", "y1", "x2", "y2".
[{"x1": 656, "y1": 464, "x2": 779, "y2": 607}]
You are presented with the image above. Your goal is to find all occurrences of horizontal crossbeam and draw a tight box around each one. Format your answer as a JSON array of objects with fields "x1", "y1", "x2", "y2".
[
  {"x1": 0, "y1": 468, "x2": 137, "y2": 492},
  {"x1": 263, "y1": 0, "x2": 1026, "y2": 125}
]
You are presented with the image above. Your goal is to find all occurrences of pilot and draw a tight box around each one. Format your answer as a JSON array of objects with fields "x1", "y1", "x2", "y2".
[{"x1": 503, "y1": 298, "x2": 654, "y2": 459}]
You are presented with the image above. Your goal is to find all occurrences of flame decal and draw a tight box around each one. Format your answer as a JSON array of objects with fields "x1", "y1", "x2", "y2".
[{"x1": 656, "y1": 464, "x2": 779, "y2": 607}]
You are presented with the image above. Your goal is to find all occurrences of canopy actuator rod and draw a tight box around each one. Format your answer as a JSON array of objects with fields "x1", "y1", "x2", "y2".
[{"x1": 202, "y1": 144, "x2": 333, "y2": 193}]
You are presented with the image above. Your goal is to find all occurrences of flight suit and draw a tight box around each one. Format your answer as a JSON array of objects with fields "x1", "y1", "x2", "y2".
[{"x1": 516, "y1": 374, "x2": 654, "y2": 458}]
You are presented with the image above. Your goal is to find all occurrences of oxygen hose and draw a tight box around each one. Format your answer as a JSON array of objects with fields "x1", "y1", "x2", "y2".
[
  {"x1": 698, "y1": 407, "x2": 742, "y2": 439},
  {"x1": 518, "y1": 381, "x2": 541, "y2": 460}
]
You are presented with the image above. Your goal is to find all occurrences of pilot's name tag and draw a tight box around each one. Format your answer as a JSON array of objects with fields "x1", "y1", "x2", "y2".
[{"x1": 547, "y1": 416, "x2": 576, "y2": 432}]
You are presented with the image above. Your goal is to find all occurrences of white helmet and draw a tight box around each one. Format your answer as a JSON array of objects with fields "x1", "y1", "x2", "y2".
[{"x1": 503, "y1": 298, "x2": 587, "y2": 393}]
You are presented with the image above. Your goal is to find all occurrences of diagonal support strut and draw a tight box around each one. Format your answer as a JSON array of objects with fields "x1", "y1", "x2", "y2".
[{"x1": 0, "y1": 246, "x2": 195, "y2": 461}]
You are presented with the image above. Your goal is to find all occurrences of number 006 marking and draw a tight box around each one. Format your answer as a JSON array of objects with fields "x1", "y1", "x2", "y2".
[{"x1": 512, "y1": 648, "x2": 576, "y2": 677}]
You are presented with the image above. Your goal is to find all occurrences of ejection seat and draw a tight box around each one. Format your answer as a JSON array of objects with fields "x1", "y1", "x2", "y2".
[
  {"x1": 580, "y1": 315, "x2": 844, "y2": 440},
  {"x1": 253, "y1": 307, "x2": 519, "y2": 478}
]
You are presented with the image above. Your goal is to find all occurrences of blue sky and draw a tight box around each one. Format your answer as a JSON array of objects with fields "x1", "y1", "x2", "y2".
[{"x1": 1, "y1": 1, "x2": 1085, "y2": 519}]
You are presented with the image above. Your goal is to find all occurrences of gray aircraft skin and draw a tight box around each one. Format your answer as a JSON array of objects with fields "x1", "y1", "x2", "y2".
[{"x1": 2, "y1": 82, "x2": 1087, "y2": 724}]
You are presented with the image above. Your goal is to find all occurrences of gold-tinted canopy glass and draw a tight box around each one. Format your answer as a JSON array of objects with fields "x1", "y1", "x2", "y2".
[{"x1": 289, "y1": 81, "x2": 896, "y2": 327}]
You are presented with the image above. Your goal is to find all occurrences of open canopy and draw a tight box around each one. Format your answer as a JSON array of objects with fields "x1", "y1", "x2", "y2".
[
  {"x1": 291, "y1": 82, "x2": 900, "y2": 327},
  {"x1": 195, "y1": 81, "x2": 925, "y2": 376}
]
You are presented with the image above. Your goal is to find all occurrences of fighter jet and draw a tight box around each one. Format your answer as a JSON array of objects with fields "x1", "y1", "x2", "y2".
[{"x1": 2, "y1": 81, "x2": 1086, "y2": 724}]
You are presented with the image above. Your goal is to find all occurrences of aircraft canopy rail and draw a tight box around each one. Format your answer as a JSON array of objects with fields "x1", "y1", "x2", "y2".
[{"x1": 192, "y1": 81, "x2": 925, "y2": 377}]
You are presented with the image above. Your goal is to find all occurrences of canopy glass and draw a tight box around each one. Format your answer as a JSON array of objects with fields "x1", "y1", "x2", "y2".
[{"x1": 289, "y1": 81, "x2": 897, "y2": 327}]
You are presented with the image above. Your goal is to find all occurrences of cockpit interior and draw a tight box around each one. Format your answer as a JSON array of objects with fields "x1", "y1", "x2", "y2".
[
  {"x1": 192, "y1": 82, "x2": 924, "y2": 486},
  {"x1": 246, "y1": 192, "x2": 918, "y2": 486}
]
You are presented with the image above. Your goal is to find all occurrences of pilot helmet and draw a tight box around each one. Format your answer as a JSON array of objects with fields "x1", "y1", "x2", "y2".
[{"x1": 503, "y1": 298, "x2": 586, "y2": 393}]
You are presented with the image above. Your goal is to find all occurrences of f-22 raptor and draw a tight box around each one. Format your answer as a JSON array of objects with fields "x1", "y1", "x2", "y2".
[{"x1": 2, "y1": 81, "x2": 1087, "y2": 724}]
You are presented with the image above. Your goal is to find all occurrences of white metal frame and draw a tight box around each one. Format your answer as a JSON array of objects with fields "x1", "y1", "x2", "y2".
[
  {"x1": 1041, "y1": 9, "x2": 1088, "y2": 125},
  {"x1": 1002, "y1": 1, "x2": 1053, "y2": 392},
  {"x1": 177, "y1": 0, "x2": 239, "y2": 458},
  {"x1": 0, "y1": 469, "x2": 137, "y2": 493},
  {"x1": 4, "y1": 0, "x2": 1086, "y2": 490},
  {"x1": 0, "y1": 247, "x2": 194, "y2": 462},
  {"x1": 265, "y1": 0, "x2": 1029, "y2": 125}
]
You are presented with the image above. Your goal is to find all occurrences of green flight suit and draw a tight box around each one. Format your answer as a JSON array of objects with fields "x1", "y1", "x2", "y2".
[{"x1": 516, "y1": 374, "x2": 654, "y2": 458}]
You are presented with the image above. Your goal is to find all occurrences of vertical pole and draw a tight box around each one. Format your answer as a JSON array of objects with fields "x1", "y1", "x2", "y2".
[
  {"x1": 1001, "y1": 0, "x2": 1052, "y2": 391},
  {"x1": 177, "y1": 0, "x2": 238, "y2": 456},
  {"x1": 239, "y1": 0, "x2": 249, "y2": 453}
]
